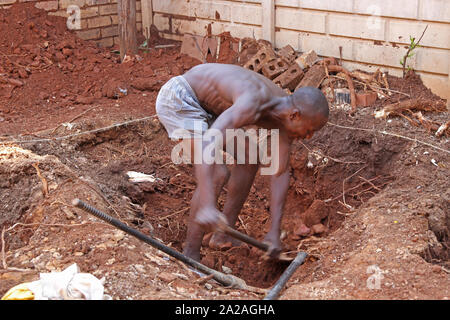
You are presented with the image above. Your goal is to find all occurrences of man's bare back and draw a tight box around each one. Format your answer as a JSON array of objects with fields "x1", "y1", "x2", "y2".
[{"x1": 183, "y1": 63, "x2": 286, "y2": 118}]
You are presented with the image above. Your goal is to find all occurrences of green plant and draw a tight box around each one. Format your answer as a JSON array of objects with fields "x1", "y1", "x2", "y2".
[{"x1": 400, "y1": 25, "x2": 428, "y2": 78}]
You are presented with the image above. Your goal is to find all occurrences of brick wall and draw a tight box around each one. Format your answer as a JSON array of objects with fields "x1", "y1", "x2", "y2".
[
  {"x1": 0, "y1": 0, "x2": 143, "y2": 48},
  {"x1": 151, "y1": 0, "x2": 450, "y2": 102}
]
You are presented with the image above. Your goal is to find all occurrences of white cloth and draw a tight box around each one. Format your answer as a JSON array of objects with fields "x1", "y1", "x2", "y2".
[{"x1": 27, "y1": 263, "x2": 110, "y2": 300}]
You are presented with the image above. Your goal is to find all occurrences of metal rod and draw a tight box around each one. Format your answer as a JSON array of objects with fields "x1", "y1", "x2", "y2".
[
  {"x1": 71, "y1": 198, "x2": 251, "y2": 289},
  {"x1": 263, "y1": 251, "x2": 307, "y2": 300}
]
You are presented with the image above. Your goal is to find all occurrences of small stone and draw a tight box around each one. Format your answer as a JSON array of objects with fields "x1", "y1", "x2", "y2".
[
  {"x1": 415, "y1": 269, "x2": 425, "y2": 276},
  {"x1": 201, "y1": 255, "x2": 216, "y2": 268},
  {"x1": 62, "y1": 48, "x2": 73, "y2": 56},
  {"x1": 432, "y1": 265, "x2": 442, "y2": 273},
  {"x1": 133, "y1": 264, "x2": 146, "y2": 273},
  {"x1": 303, "y1": 200, "x2": 329, "y2": 227},
  {"x1": 311, "y1": 223, "x2": 326, "y2": 235},
  {"x1": 221, "y1": 266, "x2": 232, "y2": 274},
  {"x1": 112, "y1": 230, "x2": 125, "y2": 242},
  {"x1": 18, "y1": 68, "x2": 28, "y2": 79},
  {"x1": 54, "y1": 51, "x2": 65, "y2": 62},
  {"x1": 39, "y1": 92, "x2": 50, "y2": 100},
  {"x1": 52, "y1": 252, "x2": 62, "y2": 259},
  {"x1": 218, "y1": 242, "x2": 233, "y2": 251},
  {"x1": 202, "y1": 233, "x2": 213, "y2": 247},
  {"x1": 294, "y1": 223, "x2": 311, "y2": 237},
  {"x1": 75, "y1": 96, "x2": 95, "y2": 105},
  {"x1": 158, "y1": 272, "x2": 177, "y2": 283}
]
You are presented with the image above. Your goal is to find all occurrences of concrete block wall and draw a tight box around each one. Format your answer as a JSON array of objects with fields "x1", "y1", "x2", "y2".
[
  {"x1": 152, "y1": 0, "x2": 264, "y2": 41},
  {"x1": 152, "y1": 0, "x2": 450, "y2": 102},
  {"x1": 0, "y1": 0, "x2": 143, "y2": 48},
  {"x1": 275, "y1": 0, "x2": 450, "y2": 101}
]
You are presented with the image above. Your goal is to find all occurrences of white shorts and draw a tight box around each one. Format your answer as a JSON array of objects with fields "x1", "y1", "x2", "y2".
[{"x1": 156, "y1": 75, "x2": 215, "y2": 140}]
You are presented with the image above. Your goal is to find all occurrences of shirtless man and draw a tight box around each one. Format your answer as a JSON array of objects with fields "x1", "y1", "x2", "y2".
[{"x1": 156, "y1": 63, "x2": 329, "y2": 261}]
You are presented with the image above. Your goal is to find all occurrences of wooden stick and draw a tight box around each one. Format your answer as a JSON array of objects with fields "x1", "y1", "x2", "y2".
[
  {"x1": 118, "y1": 0, "x2": 138, "y2": 61},
  {"x1": 50, "y1": 105, "x2": 100, "y2": 134},
  {"x1": 332, "y1": 75, "x2": 410, "y2": 97},
  {"x1": 31, "y1": 162, "x2": 49, "y2": 198}
]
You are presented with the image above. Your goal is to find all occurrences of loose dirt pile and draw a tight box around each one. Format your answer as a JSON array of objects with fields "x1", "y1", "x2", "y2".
[
  {"x1": 0, "y1": 2, "x2": 199, "y2": 135},
  {"x1": 0, "y1": 3, "x2": 449, "y2": 300}
]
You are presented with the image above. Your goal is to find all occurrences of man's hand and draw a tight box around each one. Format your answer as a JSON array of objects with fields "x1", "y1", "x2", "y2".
[
  {"x1": 195, "y1": 206, "x2": 228, "y2": 233},
  {"x1": 263, "y1": 231, "x2": 283, "y2": 259}
]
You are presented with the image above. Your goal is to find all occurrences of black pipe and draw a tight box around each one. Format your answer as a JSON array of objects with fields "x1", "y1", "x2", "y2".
[
  {"x1": 72, "y1": 198, "x2": 249, "y2": 289},
  {"x1": 263, "y1": 251, "x2": 307, "y2": 300}
]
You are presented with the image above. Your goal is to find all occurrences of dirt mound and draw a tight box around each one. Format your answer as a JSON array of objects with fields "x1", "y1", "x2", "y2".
[{"x1": 0, "y1": 3, "x2": 199, "y2": 136}]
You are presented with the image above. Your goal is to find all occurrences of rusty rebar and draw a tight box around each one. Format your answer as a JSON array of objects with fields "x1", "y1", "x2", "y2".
[{"x1": 71, "y1": 198, "x2": 254, "y2": 290}]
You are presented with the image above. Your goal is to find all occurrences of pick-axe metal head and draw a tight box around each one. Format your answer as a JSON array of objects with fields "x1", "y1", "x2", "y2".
[{"x1": 215, "y1": 216, "x2": 294, "y2": 262}]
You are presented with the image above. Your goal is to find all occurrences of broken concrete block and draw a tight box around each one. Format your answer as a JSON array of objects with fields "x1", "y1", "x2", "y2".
[
  {"x1": 278, "y1": 44, "x2": 297, "y2": 64},
  {"x1": 238, "y1": 37, "x2": 259, "y2": 65},
  {"x1": 256, "y1": 39, "x2": 273, "y2": 49},
  {"x1": 238, "y1": 47, "x2": 258, "y2": 65},
  {"x1": 261, "y1": 58, "x2": 289, "y2": 80},
  {"x1": 180, "y1": 33, "x2": 218, "y2": 63},
  {"x1": 217, "y1": 32, "x2": 239, "y2": 64},
  {"x1": 273, "y1": 63, "x2": 305, "y2": 91},
  {"x1": 295, "y1": 49, "x2": 319, "y2": 70},
  {"x1": 243, "y1": 45, "x2": 277, "y2": 73},
  {"x1": 296, "y1": 64, "x2": 326, "y2": 89},
  {"x1": 356, "y1": 91, "x2": 378, "y2": 107}
]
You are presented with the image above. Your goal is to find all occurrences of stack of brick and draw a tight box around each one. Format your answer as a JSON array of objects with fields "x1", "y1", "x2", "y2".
[
  {"x1": 0, "y1": 0, "x2": 143, "y2": 47},
  {"x1": 242, "y1": 41, "x2": 323, "y2": 94},
  {"x1": 241, "y1": 41, "x2": 381, "y2": 110}
]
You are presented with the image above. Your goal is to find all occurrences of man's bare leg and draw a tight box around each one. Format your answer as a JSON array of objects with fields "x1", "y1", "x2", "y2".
[
  {"x1": 183, "y1": 155, "x2": 230, "y2": 261},
  {"x1": 209, "y1": 163, "x2": 258, "y2": 248}
]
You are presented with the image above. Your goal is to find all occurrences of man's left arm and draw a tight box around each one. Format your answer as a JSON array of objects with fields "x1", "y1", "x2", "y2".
[{"x1": 264, "y1": 131, "x2": 291, "y2": 258}]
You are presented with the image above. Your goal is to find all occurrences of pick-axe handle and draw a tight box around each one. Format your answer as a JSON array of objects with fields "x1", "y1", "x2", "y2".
[{"x1": 217, "y1": 221, "x2": 270, "y2": 252}]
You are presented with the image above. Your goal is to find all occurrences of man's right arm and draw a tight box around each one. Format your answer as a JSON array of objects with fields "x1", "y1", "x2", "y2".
[{"x1": 194, "y1": 96, "x2": 261, "y2": 231}]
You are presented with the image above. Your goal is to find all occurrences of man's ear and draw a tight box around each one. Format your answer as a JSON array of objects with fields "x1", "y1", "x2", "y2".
[{"x1": 289, "y1": 109, "x2": 302, "y2": 121}]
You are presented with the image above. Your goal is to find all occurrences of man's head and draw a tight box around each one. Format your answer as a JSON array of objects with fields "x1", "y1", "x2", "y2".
[{"x1": 282, "y1": 87, "x2": 329, "y2": 139}]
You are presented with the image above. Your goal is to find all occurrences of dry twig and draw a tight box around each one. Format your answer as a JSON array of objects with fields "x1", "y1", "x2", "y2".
[{"x1": 31, "y1": 162, "x2": 49, "y2": 198}]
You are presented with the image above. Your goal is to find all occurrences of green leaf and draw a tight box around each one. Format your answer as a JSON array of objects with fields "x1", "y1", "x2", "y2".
[{"x1": 139, "y1": 40, "x2": 148, "y2": 48}]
